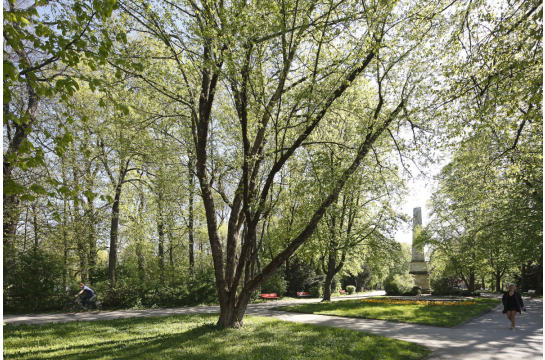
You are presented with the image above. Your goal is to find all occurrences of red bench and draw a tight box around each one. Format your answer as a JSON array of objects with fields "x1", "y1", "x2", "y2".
[
  {"x1": 297, "y1": 292, "x2": 310, "y2": 297},
  {"x1": 261, "y1": 293, "x2": 279, "y2": 300},
  {"x1": 340, "y1": 290, "x2": 347, "y2": 294}
]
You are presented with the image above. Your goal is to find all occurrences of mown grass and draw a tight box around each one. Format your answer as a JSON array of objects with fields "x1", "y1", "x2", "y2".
[
  {"x1": 3, "y1": 313, "x2": 431, "y2": 359},
  {"x1": 275, "y1": 299, "x2": 499, "y2": 327}
]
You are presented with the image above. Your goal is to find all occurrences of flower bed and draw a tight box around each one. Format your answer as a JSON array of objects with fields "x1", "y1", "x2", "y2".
[{"x1": 361, "y1": 299, "x2": 476, "y2": 306}]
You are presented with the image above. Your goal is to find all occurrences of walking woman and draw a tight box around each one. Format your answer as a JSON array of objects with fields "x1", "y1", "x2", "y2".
[{"x1": 502, "y1": 284, "x2": 525, "y2": 330}]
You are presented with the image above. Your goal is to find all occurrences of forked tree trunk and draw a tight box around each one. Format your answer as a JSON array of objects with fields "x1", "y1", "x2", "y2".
[{"x1": 495, "y1": 270, "x2": 504, "y2": 293}]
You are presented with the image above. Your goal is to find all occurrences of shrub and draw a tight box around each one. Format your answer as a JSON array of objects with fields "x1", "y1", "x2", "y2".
[
  {"x1": 408, "y1": 286, "x2": 422, "y2": 296},
  {"x1": 285, "y1": 260, "x2": 324, "y2": 296},
  {"x1": 4, "y1": 250, "x2": 66, "y2": 313},
  {"x1": 261, "y1": 270, "x2": 287, "y2": 296},
  {"x1": 332, "y1": 281, "x2": 341, "y2": 294},
  {"x1": 430, "y1": 277, "x2": 463, "y2": 296},
  {"x1": 384, "y1": 273, "x2": 415, "y2": 296},
  {"x1": 346, "y1": 285, "x2": 356, "y2": 295},
  {"x1": 309, "y1": 285, "x2": 323, "y2": 298}
]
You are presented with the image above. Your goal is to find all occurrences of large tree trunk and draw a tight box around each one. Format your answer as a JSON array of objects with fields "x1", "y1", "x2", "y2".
[
  {"x1": 323, "y1": 273, "x2": 333, "y2": 302},
  {"x1": 494, "y1": 269, "x2": 505, "y2": 293}
]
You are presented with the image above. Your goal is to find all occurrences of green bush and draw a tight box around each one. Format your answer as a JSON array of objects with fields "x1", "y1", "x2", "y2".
[
  {"x1": 409, "y1": 286, "x2": 421, "y2": 296},
  {"x1": 430, "y1": 277, "x2": 462, "y2": 296},
  {"x1": 346, "y1": 285, "x2": 356, "y2": 294},
  {"x1": 332, "y1": 281, "x2": 341, "y2": 294},
  {"x1": 4, "y1": 250, "x2": 66, "y2": 313},
  {"x1": 309, "y1": 285, "x2": 323, "y2": 298},
  {"x1": 261, "y1": 270, "x2": 287, "y2": 296},
  {"x1": 383, "y1": 273, "x2": 415, "y2": 296}
]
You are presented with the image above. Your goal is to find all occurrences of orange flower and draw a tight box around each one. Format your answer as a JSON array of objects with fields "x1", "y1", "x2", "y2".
[{"x1": 360, "y1": 299, "x2": 476, "y2": 306}]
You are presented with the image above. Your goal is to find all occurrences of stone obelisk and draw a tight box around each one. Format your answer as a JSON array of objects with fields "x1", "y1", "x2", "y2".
[{"x1": 409, "y1": 207, "x2": 430, "y2": 292}]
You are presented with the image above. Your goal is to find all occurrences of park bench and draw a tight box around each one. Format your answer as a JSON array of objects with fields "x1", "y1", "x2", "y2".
[
  {"x1": 340, "y1": 290, "x2": 347, "y2": 294},
  {"x1": 261, "y1": 293, "x2": 279, "y2": 300},
  {"x1": 297, "y1": 292, "x2": 310, "y2": 298},
  {"x1": 527, "y1": 290, "x2": 536, "y2": 294}
]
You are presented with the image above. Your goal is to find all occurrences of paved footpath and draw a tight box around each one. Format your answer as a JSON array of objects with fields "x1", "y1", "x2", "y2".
[{"x1": 4, "y1": 291, "x2": 542, "y2": 360}]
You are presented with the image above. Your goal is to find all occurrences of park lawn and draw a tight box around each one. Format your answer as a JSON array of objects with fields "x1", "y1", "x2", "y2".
[
  {"x1": 275, "y1": 299, "x2": 499, "y2": 327},
  {"x1": 3, "y1": 313, "x2": 431, "y2": 360}
]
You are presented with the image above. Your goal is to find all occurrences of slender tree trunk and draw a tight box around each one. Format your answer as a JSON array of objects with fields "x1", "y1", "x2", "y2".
[
  {"x1": 109, "y1": 180, "x2": 125, "y2": 289},
  {"x1": 537, "y1": 263, "x2": 542, "y2": 292},
  {"x1": 88, "y1": 208, "x2": 97, "y2": 283},
  {"x1": 62, "y1": 199, "x2": 68, "y2": 291},
  {"x1": 158, "y1": 211, "x2": 165, "y2": 285},
  {"x1": 136, "y1": 191, "x2": 146, "y2": 283},
  {"x1": 168, "y1": 231, "x2": 174, "y2": 268},
  {"x1": 521, "y1": 264, "x2": 527, "y2": 292},
  {"x1": 188, "y1": 160, "x2": 195, "y2": 276},
  {"x1": 32, "y1": 203, "x2": 39, "y2": 252},
  {"x1": 23, "y1": 206, "x2": 29, "y2": 252},
  {"x1": 490, "y1": 274, "x2": 496, "y2": 292}
]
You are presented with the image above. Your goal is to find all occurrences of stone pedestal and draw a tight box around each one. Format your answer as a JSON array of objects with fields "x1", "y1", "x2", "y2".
[{"x1": 409, "y1": 207, "x2": 430, "y2": 292}]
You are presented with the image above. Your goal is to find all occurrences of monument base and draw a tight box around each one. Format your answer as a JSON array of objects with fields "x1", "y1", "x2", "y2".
[{"x1": 410, "y1": 261, "x2": 430, "y2": 291}]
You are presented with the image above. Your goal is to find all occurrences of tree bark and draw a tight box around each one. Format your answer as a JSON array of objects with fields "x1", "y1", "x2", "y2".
[
  {"x1": 157, "y1": 191, "x2": 165, "y2": 284},
  {"x1": 188, "y1": 158, "x2": 195, "y2": 276},
  {"x1": 32, "y1": 203, "x2": 39, "y2": 252},
  {"x1": 108, "y1": 160, "x2": 130, "y2": 289}
]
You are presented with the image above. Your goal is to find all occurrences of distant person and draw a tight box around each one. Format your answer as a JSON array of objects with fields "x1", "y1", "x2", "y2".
[
  {"x1": 502, "y1": 284, "x2": 525, "y2": 330},
  {"x1": 75, "y1": 283, "x2": 95, "y2": 309}
]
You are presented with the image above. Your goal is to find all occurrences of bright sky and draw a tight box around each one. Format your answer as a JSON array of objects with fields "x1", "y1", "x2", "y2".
[
  {"x1": 394, "y1": 176, "x2": 434, "y2": 245},
  {"x1": 392, "y1": 153, "x2": 450, "y2": 245}
]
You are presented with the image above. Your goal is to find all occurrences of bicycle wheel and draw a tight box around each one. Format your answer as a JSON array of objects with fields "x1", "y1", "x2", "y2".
[
  {"x1": 62, "y1": 302, "x2": 78, "y2": 314},
  {"x1": 91, "y1": 301, "x2": 102, "y2": 313}
]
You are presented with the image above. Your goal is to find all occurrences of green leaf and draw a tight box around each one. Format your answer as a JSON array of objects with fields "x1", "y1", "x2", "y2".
[
  {"x1": 30, "y1": 184, "x2": 48, "y2": 195},
  {"x1": 20, "y1": 194, "x2": 35, "y2": 202}
]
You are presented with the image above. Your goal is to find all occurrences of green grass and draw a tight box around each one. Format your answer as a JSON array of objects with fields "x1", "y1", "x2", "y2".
[
  {"x1": 3, "y1": 313, "x2": 431, "y2": 359},
  {"x1": 275, "y1": 299, "x2": 499, "y2": 327}
]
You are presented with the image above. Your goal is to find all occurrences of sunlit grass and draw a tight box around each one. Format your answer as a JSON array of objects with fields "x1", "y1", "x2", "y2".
[
  {"x1": 275, "y1": 299, "x2": 499, "y2": 327},
  {"x1": 3, "y1": 313, "x2": 431, "y2": 359}
]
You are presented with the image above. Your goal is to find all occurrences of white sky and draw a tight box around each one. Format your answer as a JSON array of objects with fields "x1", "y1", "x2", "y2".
[{"x1": 394, "y1": 175, "x2": 434, "y2": 245}]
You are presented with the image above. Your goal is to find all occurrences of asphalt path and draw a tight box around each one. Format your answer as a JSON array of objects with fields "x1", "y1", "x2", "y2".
[{"x1": 4, "y1": 291, "x2": 543, "y2": 360}]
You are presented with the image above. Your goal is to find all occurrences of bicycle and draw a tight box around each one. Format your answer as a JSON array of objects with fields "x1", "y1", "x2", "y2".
[{"x1": 63, "y1": 296, "x2": 102, "y2": 314}]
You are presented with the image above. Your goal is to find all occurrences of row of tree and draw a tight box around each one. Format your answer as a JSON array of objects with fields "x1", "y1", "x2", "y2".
[
  {"x1": 4, "y1": 0, "x2": 542, "y2": 325},
  {"x1": 421, "y1": 0, "x2": 542, "y2": 294}
]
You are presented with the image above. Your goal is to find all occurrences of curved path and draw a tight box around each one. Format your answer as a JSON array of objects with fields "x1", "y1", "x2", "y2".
[{"x1": 4, "y1": 291, "x2": 542, "y2": 359}]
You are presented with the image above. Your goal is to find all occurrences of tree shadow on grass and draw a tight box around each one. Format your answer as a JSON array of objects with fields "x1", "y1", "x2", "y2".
[{"x1": 4, "y1": 314, "x2": 430, "y2": 360}]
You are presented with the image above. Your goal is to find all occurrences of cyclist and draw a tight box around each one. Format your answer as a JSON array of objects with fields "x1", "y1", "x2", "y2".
[{"x1": 75, "y1": 283, "x2": 95, "y2": 309}]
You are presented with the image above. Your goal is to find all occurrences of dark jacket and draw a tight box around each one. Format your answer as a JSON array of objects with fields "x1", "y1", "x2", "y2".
[{"x1": 502, "y1": 291, "x2": 525, "y2": 314}]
